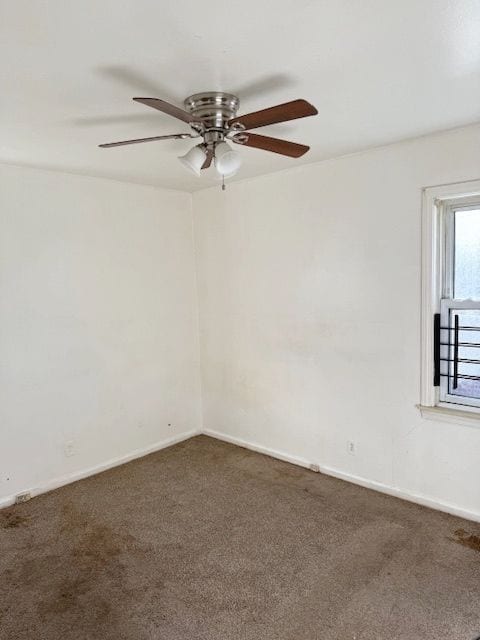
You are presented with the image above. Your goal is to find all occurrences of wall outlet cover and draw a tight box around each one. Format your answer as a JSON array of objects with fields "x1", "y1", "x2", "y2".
[{"x1": 15, "y1": 492, "x2": 32, "y2": 504}]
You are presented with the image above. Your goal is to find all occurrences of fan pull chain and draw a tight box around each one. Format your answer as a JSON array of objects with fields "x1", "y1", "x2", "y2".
[{"x1": 222, "y1": 175, "x2": 226, "y2": 191}]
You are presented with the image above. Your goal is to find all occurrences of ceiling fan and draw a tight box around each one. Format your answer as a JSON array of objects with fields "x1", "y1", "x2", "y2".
[{"x1": 99, "y1": 92, "x2": 318, "y2": 181}]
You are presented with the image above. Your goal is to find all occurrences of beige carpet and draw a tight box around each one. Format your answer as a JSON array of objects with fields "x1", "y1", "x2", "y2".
[{"x1": 0, "y1": 435, "x2": 479, "y2": 640}]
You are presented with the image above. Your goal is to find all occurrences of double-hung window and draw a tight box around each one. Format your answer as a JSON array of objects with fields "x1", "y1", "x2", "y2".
[{"x1": 421, "y1": 180, "x2": 480, "y2": 418}]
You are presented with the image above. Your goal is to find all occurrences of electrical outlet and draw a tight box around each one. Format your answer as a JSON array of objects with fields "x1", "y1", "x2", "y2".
[
  {"x1": 347, "y1": 441, "x2": 356, "y2": 456},
  {"x1": 64, "y1": 440, "x2": 75, "y2": 457},
  {"x1": 15, "y1": 492, "x2": 31, "y2": 504}
]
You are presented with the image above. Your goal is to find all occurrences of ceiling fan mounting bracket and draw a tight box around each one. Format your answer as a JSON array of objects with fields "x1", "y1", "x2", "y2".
[
  {"x1": 231, "y1": 133, "x2": 249, "y2": 144},
  {"x1": 184, "y1": 92, "x2": 240, "y2": 131},
  {"x1": 229, "y1": 122, "x2": 246, "y2": 132}
]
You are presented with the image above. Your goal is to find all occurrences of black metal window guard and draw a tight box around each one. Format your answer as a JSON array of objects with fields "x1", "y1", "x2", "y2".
[{"x1": 433, "y1": 312, "x2": 480, "y2": 389}]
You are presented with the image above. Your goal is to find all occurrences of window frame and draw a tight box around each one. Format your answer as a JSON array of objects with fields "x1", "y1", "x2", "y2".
[
  {"x1": 420, "y1": 179, "x2": 480, "y2": 416},
  {"x1": 443, "y1": 197, "x2": 480, "y2": 300}
]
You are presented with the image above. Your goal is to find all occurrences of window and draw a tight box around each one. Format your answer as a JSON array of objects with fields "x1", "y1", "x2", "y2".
[
  {"x1": 439, "y1": 200, "x2": 480, "y2": 407},
  {"x1": 421, "y1": 180, "x2": 480, "y2": 418}
]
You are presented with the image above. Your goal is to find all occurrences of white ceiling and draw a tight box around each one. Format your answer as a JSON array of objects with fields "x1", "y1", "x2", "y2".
[{"x1": 1, "y1": 0, "x2": 480, "y2": 192}]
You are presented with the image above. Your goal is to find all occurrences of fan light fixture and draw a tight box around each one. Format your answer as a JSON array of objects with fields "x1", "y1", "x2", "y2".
[
  {"x1": 178, "y1": 145, "x2": 207, "y2": 177},
  {"x1": 214, "y1": 142, "x2": 242, "y2": 177},
  {"x1": 178, "y1": 141, "x2": 242, "y2": 178}
]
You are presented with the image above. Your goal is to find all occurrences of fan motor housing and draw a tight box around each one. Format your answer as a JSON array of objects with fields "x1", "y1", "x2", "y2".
[{"x1": 184, "y1": 92, "x2": 239, "y2": 130}]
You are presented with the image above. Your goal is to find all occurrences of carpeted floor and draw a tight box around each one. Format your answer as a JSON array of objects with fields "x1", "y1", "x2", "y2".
[{"x1": 0, "y1": 435, "x2": 479, "y2": 640}]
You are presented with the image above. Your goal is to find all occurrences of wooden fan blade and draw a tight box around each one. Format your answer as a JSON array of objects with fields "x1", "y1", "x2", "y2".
[
  {"x1": 229, "y1": 99, "x2": 317, "y2": 130},
  {"x1": 201, "y1": 147, "x2": 214, "y2": 169},
  {"x1": 133, "y1": 97, "x2": 202, "y2": 124},
  {"x1": 232, "y1": 132, "x2": 309, "y2": 158},
  {"x1": 99, "y1": 133, "x2": 193, "y2": 148}
]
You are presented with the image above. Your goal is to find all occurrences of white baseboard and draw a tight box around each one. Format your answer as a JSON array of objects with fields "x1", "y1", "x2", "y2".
[
  {"x1": 202, "y1": 429, "x2": 314, "y2": 470},
  {"x1": 0, "y1": 429, "x2": 200, "y2": 510},
  {"x1": 3, "y1": 426, "x2": 478, "y2": 524},
  {"x1": 203, "y1": 428, "x2": 480, "y2": 524}
]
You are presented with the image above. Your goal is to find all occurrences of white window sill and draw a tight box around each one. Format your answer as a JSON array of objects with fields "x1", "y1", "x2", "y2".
[{"x1": 417, "y1": 404, "x2": 480, "y2": 427}]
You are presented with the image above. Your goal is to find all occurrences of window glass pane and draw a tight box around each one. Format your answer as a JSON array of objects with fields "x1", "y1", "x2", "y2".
[
  {"x1": 454, "y1": 208, "x2": 480, "y2": 299},
  {"x1": 449, "y1": 309, "x2": 480, "y2": 400}
]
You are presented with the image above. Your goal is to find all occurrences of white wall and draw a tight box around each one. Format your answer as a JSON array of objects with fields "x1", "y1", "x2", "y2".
[
  {"x1": 0, "y1": 164, "x2": 201, "y2": 505},
  {"x1": 193, "y1": 124, "x2": 480, "y2": 521},
  {"x1": 3, "y1": 125, "x2": 480, "y2": 520}
]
